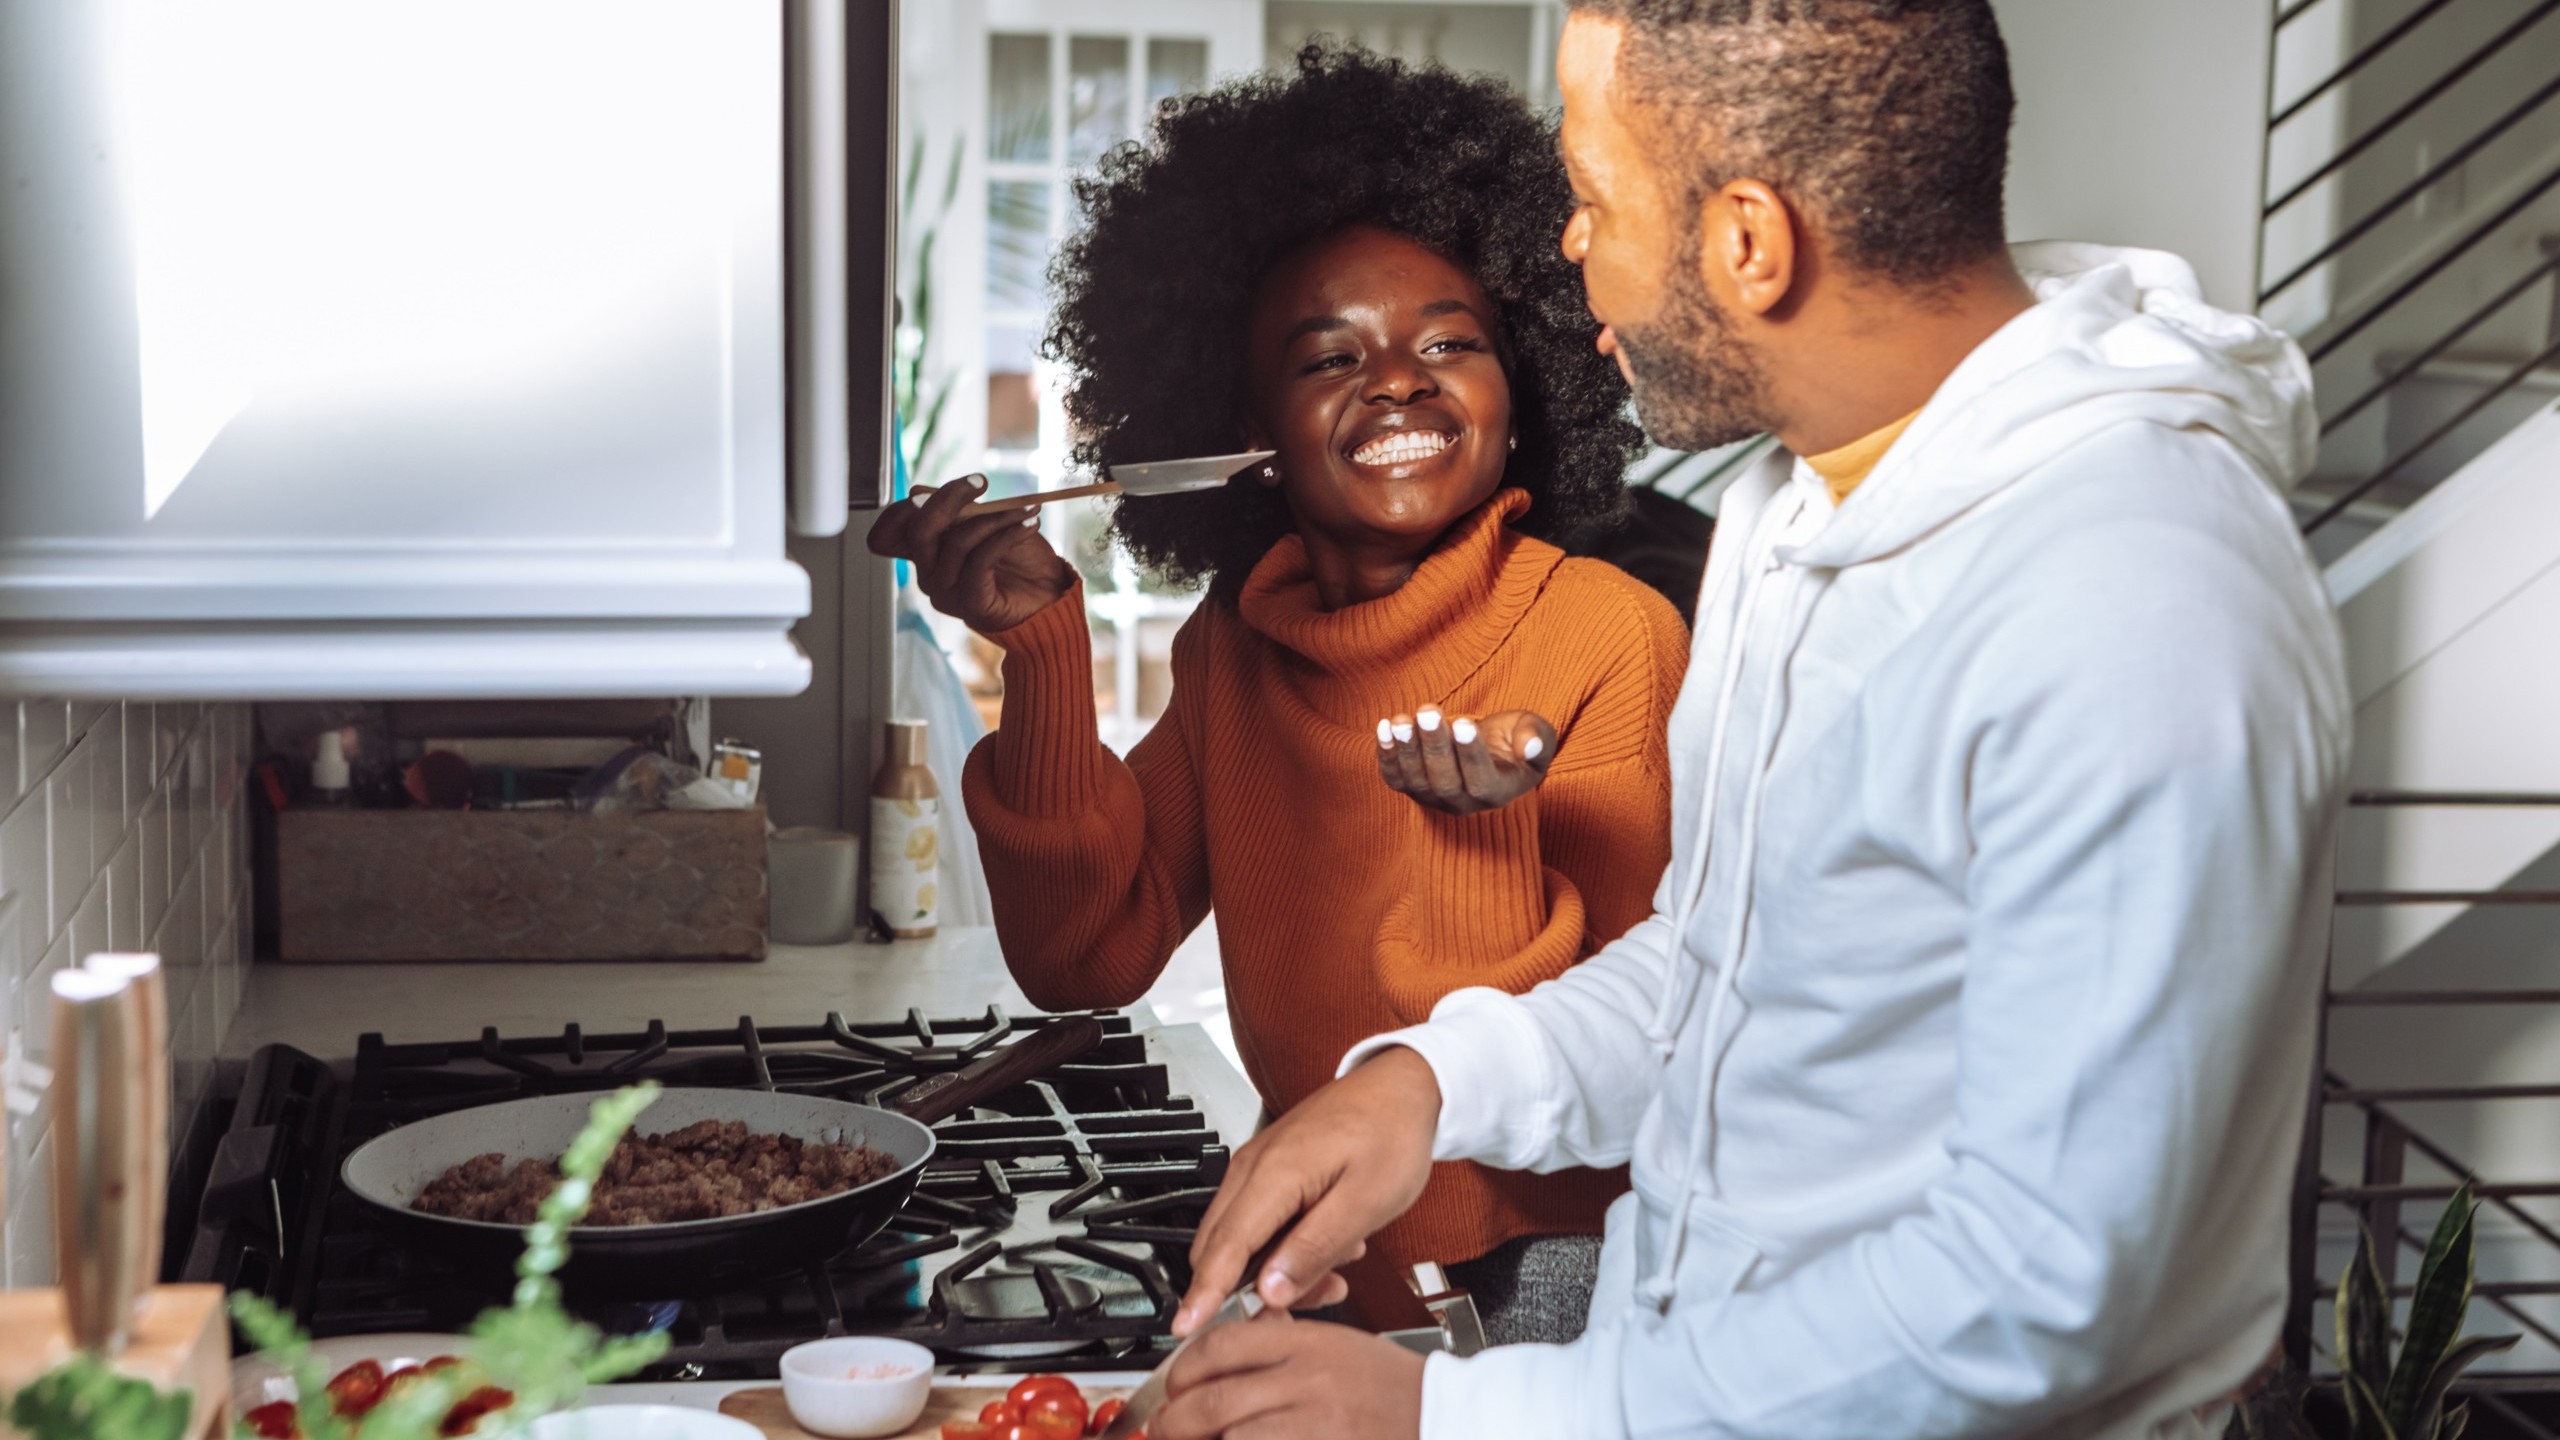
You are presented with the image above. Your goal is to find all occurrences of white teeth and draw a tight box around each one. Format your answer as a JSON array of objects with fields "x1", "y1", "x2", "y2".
[{"x1": 1351, "y1": 431, "x2": 1454, "y2": 466}]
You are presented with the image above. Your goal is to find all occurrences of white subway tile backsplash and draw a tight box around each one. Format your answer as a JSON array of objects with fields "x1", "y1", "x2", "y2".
[
  {"x1": 0, "y1": 700, "x2": 251, "y2": 1284},
  {"x1": 0, "y1": 791, "x2": 42, "y2": 969},
  {"x1": 106, "y1": 837, "x2": 141, "y2": 955},
  {"x1": 21, "y1": 703, "x2": 67, "y2": 797},
  {"x1": 45, "y1": 742, "x2": 91, "y2": 931}
]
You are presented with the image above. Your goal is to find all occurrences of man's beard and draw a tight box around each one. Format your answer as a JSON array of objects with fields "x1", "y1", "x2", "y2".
[{"x1": 1612, "y1": 255, "x2": 1774, "y2": 453}]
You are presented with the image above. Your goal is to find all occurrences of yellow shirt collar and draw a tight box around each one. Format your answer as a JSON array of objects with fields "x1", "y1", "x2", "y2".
[{"x1": 1803, "y1": 407, "x2": 1924, "y2": 507}]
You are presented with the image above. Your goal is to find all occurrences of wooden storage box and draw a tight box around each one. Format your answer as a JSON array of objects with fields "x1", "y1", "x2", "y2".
[{"x1": 278, "y1": 808, "x2": 768, "y2": 962}]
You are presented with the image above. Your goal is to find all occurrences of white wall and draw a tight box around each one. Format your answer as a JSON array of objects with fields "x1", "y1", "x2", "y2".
[
  {"x1": 0, "y1": 701, "x2": 252, "y2": 1286},
  {"x1": 1992, "y1": 0, "x2": 2273, "y2": 313}
]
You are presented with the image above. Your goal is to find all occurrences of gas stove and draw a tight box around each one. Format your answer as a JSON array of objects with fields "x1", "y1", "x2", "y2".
[{"x1": 180, "y1": 1008, "x2": 1228, "y2": 1378}]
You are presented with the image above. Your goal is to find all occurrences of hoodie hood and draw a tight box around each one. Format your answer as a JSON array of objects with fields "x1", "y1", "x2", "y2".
[{"x1": 1786, "y1": 242, "x2": 2318, "y2": 571}]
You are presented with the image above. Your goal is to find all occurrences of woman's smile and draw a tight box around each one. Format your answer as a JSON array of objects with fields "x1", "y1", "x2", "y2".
[{"x1": 1348, "y1": 421, "x2": 1459, "y2": 469}]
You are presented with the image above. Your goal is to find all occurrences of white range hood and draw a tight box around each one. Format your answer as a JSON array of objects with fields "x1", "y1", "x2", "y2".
[{"x1": 0, "y1": 0, "x2": 897, "y2": 699}]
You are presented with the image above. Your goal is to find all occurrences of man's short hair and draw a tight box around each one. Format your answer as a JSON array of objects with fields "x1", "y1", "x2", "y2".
[{"x1": 1570, "y1": 0, "x2": 2014, "y2": 288}]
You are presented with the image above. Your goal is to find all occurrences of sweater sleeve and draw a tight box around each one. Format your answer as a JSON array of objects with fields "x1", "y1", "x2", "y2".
[
  {"x1": 1372, "y1": 577, "x2": 1689, "y2": 1024},
  {"x1": 962, "y1": 582, "x2": 1211, "y2": 1010}
]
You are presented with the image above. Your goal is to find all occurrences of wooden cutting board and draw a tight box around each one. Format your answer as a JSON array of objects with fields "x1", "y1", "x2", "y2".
[
  {"x1": 721, "y1": 1381, "x2": 1138, "y2": 1440},
  {"x1": 0, "y1": 1285, "x2": 231, "y2": 1440}
]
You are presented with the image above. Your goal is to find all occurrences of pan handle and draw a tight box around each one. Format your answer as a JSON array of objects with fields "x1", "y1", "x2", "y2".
[{"x1": 888, "y1": 1016, "x2": 1107, "y2": 1126}]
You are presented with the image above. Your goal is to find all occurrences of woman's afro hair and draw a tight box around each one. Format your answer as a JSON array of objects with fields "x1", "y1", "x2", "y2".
[{"x1": 1044, "y1": 42, "x2": 1645, "y2": 587}]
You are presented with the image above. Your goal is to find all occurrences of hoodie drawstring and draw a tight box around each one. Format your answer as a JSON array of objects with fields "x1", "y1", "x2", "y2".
[{"x1": 1639, "y1": 564, "x2": 1820, "y2": 1311}]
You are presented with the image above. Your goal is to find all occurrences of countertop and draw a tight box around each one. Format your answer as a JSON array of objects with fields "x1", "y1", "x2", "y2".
[{"x1": 221, "y1": 926, "x2": 1264, "y2": 1144}]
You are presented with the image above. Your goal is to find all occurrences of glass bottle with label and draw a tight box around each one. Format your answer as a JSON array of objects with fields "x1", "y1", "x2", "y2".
[{"x1": 868, "y1": 719, "x2": 940, "y2": 939}]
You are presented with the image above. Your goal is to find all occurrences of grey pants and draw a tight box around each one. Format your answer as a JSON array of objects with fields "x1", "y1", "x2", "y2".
[{"x1": 1444, "y1": 1233, "x2": 1605, "y2": 1346}]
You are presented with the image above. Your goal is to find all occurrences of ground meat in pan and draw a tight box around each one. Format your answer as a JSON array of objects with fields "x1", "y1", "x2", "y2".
[{"x1": 410, "y1": 1119, "x2": 899, "y2": 1227}]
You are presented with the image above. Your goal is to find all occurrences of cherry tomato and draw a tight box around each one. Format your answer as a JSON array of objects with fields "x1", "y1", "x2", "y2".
[
  {"x1": 1086, "y1": 1398, "x2": 1126, "y2": 1436},
  {"x1": 243, "y1": 1400, "x2": 302, "y2": 1439},
  {"x1": 441, "y1": 1385, "x2": 515, "y2": 1436},
  {"x1": 1007, "y1": 1376, "x2": 1082, "y2": 1412},
  {"x1": 940, "y1": 1424, "x2": 1002, "y2": 1440},
  {"x1": 326, "y1": 1359, "x2": 387, "y2": 1417},
  {"x1": 978, "y1": 1398, "x2": 1022, "y2": 1424},
  {"x1": 1022, "y1": 1413, "x2": 1082, "y2": 1440}
]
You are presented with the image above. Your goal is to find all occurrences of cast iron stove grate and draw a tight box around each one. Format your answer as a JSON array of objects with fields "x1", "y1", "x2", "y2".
[{"x1": 182, "y1": 1008, "x2": 1230, "y2": 1378}]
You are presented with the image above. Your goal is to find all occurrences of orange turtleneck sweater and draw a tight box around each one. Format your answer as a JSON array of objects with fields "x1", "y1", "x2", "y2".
[{"x1": 963, "y1": 489, "x2": 1688, "y2": 1305}]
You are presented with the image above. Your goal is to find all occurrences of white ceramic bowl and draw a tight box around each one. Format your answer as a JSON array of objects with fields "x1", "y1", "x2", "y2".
[
  {"x1": 527, "y1": 1404, "x2": 765, "y2": 1440},
  {"x1": 777, "y1": 1337, "x2": 937, "y2": 1438}
]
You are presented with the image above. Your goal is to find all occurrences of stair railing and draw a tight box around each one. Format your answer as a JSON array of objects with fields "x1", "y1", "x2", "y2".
[{"x1": 2262, "y1": 0, "x2": 2560, "y2": 539}]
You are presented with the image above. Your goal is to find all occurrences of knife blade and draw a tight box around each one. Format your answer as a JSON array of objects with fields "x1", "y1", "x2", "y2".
[{"x1": 1099, "y1": 1288, "x2": 1265, "y2": 1439}]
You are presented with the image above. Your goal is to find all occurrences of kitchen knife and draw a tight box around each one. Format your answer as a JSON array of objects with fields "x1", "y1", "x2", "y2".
[
  {"x1": 1097, "y1": 1287, "x2": 1266, "y2": 1439},
  {"x1": 913, "y1": 450, "x2": 1277, "y2": 517}
]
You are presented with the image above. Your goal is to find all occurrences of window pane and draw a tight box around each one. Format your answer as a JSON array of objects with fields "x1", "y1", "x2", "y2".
[
  {"x1": 988, "y1": 33, "x2": 1051, "y2": 163},
  {"x1": 1146, "y1": 38, "x2": 1207, "y2": 109},
  {"x1": 1068, "y1": 36, "x2": 1130, "y2": 166},
  {"x1": 986, "y1": 180, "x2": 1050, "y2": 311}
]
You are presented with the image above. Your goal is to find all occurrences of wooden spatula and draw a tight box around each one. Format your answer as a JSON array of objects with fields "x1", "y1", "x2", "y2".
[{"x1": 917, "y1": 450, "x2": 1276, "y2": 516}]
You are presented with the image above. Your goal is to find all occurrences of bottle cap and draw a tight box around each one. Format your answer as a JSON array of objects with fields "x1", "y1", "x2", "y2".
[
  {"x1": 313, "y1": 729, "x2": 351, "y2": 792},
  {"x1": 882, "y1": 718, "x2": 929, "y2": 768}
]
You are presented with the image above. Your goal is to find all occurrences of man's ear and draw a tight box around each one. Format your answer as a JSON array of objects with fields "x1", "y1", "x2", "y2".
[{"x1": 1697, "y1": 178, "x2": 1798, "y2": 319}]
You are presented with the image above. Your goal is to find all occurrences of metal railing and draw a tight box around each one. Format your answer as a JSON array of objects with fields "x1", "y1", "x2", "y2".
[
  {"x1": 2263, "y1": 0, "x2": 2560, "y2": 539},
  {"x1": 2289, "y1": 791, "x2": 2560, "y2": 1435}
]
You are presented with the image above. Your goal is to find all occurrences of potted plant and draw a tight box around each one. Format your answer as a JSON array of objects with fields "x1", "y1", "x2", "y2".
[{"x1": 2228, "y1": 1184, "x2": 2519, "y2": 1440}]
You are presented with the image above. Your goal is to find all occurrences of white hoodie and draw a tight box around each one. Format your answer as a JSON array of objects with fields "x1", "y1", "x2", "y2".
[{"x1": 1343, "y1": 245, "x2": 2353, "y2": 1439}]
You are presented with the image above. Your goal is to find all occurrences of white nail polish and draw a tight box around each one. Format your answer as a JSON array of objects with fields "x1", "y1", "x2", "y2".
[
  {"x1": 1022, "y1": 511, "x2": 1040, "y2": 527},
  {"x1": 968, "y1": 473, "x2": 988, "y2": 490},
  {"x1": 1523, "y1": 736, "x2": 1545, "y2": 761},
  {"x1": 1416, "y1": 708, "x2": 1442, "y2": 732},
  {"x1": 1451, "y1": 718, "x2": 1477, "y2": 744},
  {"x1": 1392, "y1": 722, "x2": 1415, "y2": 743},
  {"x1": 1377, "y1": 719, "x2": 1395, "y2": 747}
]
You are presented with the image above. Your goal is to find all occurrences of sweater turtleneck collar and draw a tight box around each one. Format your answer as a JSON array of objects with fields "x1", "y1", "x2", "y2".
[{"x1": 1234, "y1": 487, "x2": 1561, "y2": 707}]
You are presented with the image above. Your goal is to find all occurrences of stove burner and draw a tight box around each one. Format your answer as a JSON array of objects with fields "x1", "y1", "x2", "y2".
[{"x1": 181, "y1": 1008, "x2": 1227, "y2": 1377}]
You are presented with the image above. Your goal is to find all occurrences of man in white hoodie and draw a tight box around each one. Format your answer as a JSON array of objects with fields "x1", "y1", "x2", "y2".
[{"x1": 1150, "y1": 4, "x2": 2351, "y2": 1439}]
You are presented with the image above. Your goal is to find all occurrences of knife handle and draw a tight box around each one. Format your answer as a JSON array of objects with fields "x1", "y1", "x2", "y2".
[{"x1": 50, "y1": 968, "x2": 153, "y2": 1357}]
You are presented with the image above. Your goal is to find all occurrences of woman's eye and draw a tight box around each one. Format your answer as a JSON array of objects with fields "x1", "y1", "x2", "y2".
[
  {"x1": 1426, "y1": 337, "x2": 1487, "y2": 355},
  {"x1": 1301, "y1": 353, "x2": 1354, "y2": 374}
]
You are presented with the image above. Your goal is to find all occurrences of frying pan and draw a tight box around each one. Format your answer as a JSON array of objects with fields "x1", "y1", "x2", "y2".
[{"x1": 339, "y1": 1017, "x2": 1104, "y2": 1300}]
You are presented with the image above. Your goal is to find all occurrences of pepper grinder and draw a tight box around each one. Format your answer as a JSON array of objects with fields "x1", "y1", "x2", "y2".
[
  {"x1": 50, "y1": 968, "x2": 154, "y2": 1356},
  {"x1": 83, "y1": 952, "x2": 171, "y2": 1289}
]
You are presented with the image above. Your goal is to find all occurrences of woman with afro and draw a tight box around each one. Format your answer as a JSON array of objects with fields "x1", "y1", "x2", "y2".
[{"x1": 871, "y1": 44, "x2": 1687, "y2": 1338}]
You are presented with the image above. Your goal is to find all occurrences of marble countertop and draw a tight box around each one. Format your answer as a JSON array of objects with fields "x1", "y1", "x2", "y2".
[{"x1": 222, "y1": 926, "x2": 1263, "y2": 1143}]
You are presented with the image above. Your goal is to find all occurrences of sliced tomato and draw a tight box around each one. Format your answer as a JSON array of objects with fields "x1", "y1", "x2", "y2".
[
  {"x1": 1085, "y1": 1398, "x2": 1126, "y2": 1437},
  {"x1": 243, "y1": 1400, "x2": 302, "y2": 1439},
  {"x1": 326, "y1": 1359, "x2": 388, "y2": 1417},
  {"x1": 1022, "y1": 1413, "x2": 1082, "y2": 1440},
  {"x1": 1025, "y1": 1391, "x2": 1088, "y2": 1430},
  {"x1": 441, "y1": 1385, "x2": 515, "y2": 1436},
  {"x1": 939, "y1": 1423, "x2": 1001, "y2": 1440},
  {"x1": 422, "y1": 1355, "x2": 465, "y2": 1373},
  {"x1": 980, "y1": 1398, "x2": 1023, "y2": 1424}
]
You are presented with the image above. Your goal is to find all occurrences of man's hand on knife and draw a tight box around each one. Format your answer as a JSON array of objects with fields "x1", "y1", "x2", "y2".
[
  {"x1": 1176, "y1": 1047, "x2": 1445, "y2": 1333},
  {"x1": 1152, "y1": 1311, "x2": 1424, "y2": 1440}
]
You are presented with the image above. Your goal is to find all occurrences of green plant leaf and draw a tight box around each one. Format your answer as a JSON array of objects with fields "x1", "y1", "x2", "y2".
[
  {"x1": 2440, "y1": 1398, "x2": 2470, "y2": 1440},
  {"x1": 2406, "y1": 1333, "x2": 2519, "y2": 1440},
  {"x1": 2344, "y1": 1368, "x2": 2401, "y2": 1440},
  {"x1": 2388, "y1": 1187, "x2": 2482, "y2": 1432},
  {"x1": 2338, "y1": 1223, "x2": 2398, "y2": 1440},
  {"x1": 5, "y1": 1354, "x2": 192, "y2": 1440}
]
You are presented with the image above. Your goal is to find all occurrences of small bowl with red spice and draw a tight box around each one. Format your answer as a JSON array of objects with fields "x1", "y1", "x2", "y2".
[{"x1": 777, "y1": 1337, "x2": 936, "y2": 1438}]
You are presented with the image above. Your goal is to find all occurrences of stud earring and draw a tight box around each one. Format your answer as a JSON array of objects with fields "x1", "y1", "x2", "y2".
[
  {"x1": 1260, "y1": 464, "x2": 1278, "y2": 479},
  {"x1": 1506, "y1": 435, "x2": 1518, "y2": 452}
]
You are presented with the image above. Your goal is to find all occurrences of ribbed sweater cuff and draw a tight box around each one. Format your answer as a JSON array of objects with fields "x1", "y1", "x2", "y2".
[{"x1": 983, "y1": 584, "x2": 1106, "y2": 818}]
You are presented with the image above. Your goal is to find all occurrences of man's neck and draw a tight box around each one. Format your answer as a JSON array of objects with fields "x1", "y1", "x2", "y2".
[{"x1": 1767, "y1": 256, "x2": 2037, "y2": 458}]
